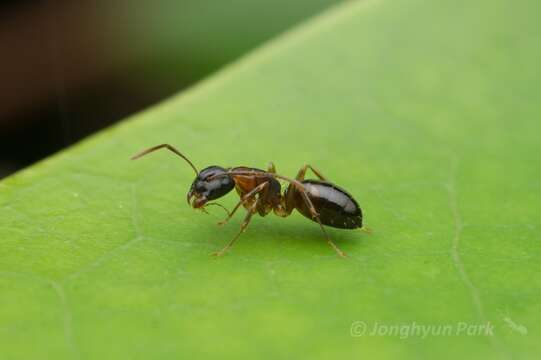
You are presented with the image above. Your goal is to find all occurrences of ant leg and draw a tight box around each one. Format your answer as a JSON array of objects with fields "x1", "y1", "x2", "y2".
[
  {"x1": 212, "y1": 170, "x2": 347, "y2": 257},
  {"x1": 212, "y1": 201, "x2": 258, "y2": 257},
  {"x1": 307, "y1": 165, "x2": 327, "y2": 181},
  {"x1": 283, "y1": 164, "x2": 327, "y2": 214},
  {"x1": 279, "y1": 175, "x2": 346, "y2": 257},
  {"x1": 217, "y1": 182, "x2": 268, "y2": 226},
  {"x1": 267, "y1": 162, "x2": 277, "y2": 173},
  {"x1": 295, "y1": 164, "x2": 327, "y2": 181},
  {"x1": 282, "y1": 167, "x2": 369, "y2": 235},
  {"x1": 295, "y1": 189, "x2": 347, "y2": 258}
]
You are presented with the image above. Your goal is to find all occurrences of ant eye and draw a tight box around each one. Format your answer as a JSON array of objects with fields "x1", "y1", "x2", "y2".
[{"x1": 195, "y1": 182, "x2": 206, "y2": 192}]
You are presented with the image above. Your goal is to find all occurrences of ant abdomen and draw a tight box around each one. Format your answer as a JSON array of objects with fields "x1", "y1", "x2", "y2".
[{"x1": 294, "y1": 180, "x2": 363, "y2": 229}]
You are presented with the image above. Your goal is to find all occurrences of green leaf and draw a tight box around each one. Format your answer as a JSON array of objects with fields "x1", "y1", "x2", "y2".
[{"x1": 1, "y1": 0, "x2": 540, "y2": 358}]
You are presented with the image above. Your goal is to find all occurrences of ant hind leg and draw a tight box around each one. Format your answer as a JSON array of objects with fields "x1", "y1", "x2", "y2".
[
  {"x1": 267, "y1": 162, "x2": 277, "y2": 173},
  {"x1": 286, "y1": 181, "x2": 347, "y2": 258},
  {"x1": 295, "y1": 164, "x2": 328, "y2": 182}
]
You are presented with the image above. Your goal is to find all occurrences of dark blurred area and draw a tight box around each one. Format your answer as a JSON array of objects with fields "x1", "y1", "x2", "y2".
[{"x1": 0, "y1": 0, "x2": 340, "y2": 178}]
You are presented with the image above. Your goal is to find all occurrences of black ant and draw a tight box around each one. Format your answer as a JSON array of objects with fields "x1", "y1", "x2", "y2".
[{"x1": 131, "y1": 144, "x2": 369, "y2": 257}]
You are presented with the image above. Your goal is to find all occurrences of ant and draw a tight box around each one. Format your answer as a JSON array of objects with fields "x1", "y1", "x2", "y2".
[{"x1": 131, "y1": 144, "x2": 369, "y2": 257}]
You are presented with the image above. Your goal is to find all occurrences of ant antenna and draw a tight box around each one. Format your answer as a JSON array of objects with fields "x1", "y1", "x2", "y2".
[{"x1": 131, "y1": 144, "x2": 199, "y2": 175}]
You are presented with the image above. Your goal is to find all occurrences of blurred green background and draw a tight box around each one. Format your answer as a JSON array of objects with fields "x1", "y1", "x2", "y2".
[{"x1": 0, "y1": 0, "x2": 340, "y2": 177}]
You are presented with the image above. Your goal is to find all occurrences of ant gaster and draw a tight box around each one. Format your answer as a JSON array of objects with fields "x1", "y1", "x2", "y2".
[{"x1": 131, "y1": 144, "x2": 369, "y2": 257}]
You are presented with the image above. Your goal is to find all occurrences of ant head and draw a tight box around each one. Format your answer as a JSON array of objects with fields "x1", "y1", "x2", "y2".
[
  {"x1": 187, "y1": 166, "x2": 235, "y2": 208},
  {"x1": 131, "y1": 144, "x2": 234, "y2": 209}
]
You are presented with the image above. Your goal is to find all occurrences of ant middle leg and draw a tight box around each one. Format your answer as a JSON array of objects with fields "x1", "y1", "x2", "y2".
[{"x1": 212, "y1": 200, "x2": 258, "y2": 257}]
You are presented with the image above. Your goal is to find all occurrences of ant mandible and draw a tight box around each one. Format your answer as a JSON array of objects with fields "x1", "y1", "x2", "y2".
[{"x1": 131, "y1": 144, "x2": 369, "y2": 258}]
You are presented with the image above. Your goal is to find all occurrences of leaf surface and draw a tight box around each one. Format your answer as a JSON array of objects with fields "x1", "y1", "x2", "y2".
[{"x1": 1, "y1": 0, "x2": 540, "y2": 358}]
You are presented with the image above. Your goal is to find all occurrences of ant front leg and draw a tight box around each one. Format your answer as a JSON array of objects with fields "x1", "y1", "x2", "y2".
[
  {"x1": 217, "y1": 182, "x2": 268, "y2": 226},
  {"x1": 212, "y1": 200, "x2": 259, "y2": 257}
]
